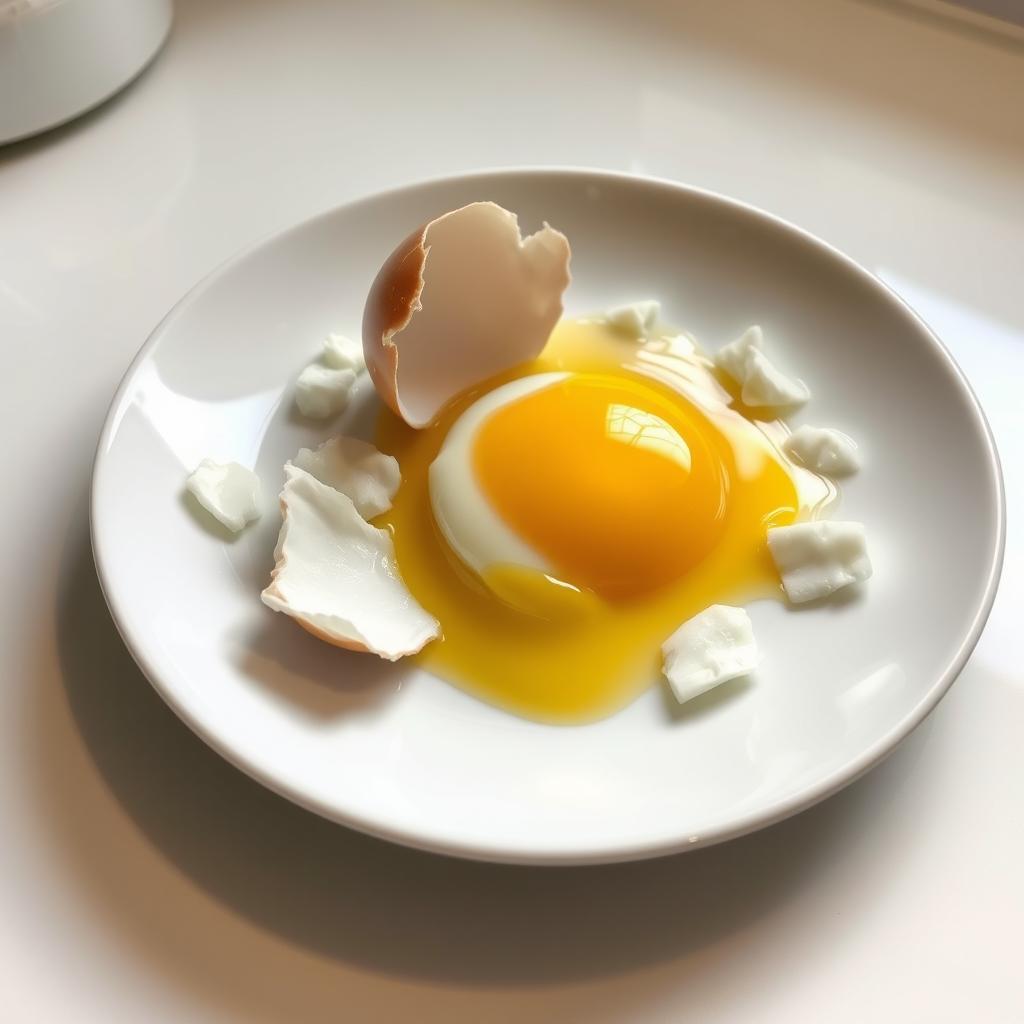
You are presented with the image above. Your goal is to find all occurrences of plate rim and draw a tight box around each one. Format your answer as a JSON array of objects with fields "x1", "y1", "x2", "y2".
[{"x1": 90, "y1": 166, "x2": 1007, "y2": 865}]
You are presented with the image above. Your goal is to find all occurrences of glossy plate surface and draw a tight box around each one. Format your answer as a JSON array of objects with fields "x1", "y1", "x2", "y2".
[{"x1": 92, "y1": 169, "x2": 1004, "y2": 864}]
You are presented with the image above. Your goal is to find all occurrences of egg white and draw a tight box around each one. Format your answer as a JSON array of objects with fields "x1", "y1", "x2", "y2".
[{"x1": 429, "y1": 373, "x2": 568, "y2": 579}]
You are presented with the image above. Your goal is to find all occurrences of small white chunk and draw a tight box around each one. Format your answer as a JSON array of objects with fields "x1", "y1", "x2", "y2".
[
  {"x1": 323, "y1": 332, "x2": 366, "y2": 373},
  {"x1": 261, "y1": 466, "x2": 439, "y2": 659},
  {"x1": 605, "y1": 300, "x2": 661, "y2": 338},
  {"x1": 186, "y1": 459, "x2": 262, "y2": 532},
  {"x1": 715, "y1": 324, "x2": 763, "y2": 382},
  {"x1": 661, "y1": 605, "x2": 759, "y2": 704},
  {"x1": 768, "y1": 521, "x2": 872, "y2": 603},
  {"x1": 295, "y1": 364, "x2": 357, "y2": 419},
  {"x1": 783, "y1": 425, "x2": 861, "y2": 476},
  {"x1": 715, "y1": 325, "x2": 810, "y2": 408},
  {"x1": 290, "y1": 437, "x2": 400, "y2": 519},
  {"x1": 741, "y1": 349, "x2": 811, "y2": 408}
]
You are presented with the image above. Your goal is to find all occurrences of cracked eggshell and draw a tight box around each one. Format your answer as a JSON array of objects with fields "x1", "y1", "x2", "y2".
[
  {"x1": 362, "y1": 201, "x2": 572, "y2": 428},
  {"x1": 290, "y1": 436, "x2": 400, "y2": 519},
  {"x1": 261, "y1": 466, "x2": 439, "y2": 659}
]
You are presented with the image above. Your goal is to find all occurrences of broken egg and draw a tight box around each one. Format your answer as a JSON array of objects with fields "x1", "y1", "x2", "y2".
[
  {"x1": 375, "y1": 311, "x2": 833, "y2": 721},
  {"x1": 255, "y1": 200, "x2": 866, "y2": 721}
]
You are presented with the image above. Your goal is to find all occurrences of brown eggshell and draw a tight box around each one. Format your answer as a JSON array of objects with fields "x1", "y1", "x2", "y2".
[
  {"x1": 362, "y1": 202, "x2": 572, "y2": 428},
  {"x1": 295, "y1": 619, "x2": 374, "y2": 656}
]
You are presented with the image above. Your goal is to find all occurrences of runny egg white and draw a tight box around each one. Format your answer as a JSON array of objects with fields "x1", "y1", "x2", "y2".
[{"x1": 375, "y1": 315, "x2": 831, "y2": 723}]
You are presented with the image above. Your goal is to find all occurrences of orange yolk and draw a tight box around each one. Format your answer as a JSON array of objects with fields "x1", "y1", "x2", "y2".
[
  {"x1": 375, "y1": 317, "x2": 815, "y2": 724},
  {"x1": 473, "y1": 374, "x2": 728, "y2": 601}
]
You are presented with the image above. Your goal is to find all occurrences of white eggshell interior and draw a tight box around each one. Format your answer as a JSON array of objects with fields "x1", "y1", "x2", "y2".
[
  {"x1": 261, "y1": 466, "x2": 439, "y2": 659},
  {"x1": 392, "y1": 202, "x2": 570, "y2": 427},
  {"x1": 290, "y1": 436, "x2": 400, "y2": 519}
]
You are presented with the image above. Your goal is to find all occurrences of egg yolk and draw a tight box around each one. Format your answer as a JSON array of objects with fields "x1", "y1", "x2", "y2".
[
  {"x1": 473, "y1": 374, "x2": 727, "y2": 601},
  {"x1": 375, "y1": 317, "x2": 815, "y2": 724}
]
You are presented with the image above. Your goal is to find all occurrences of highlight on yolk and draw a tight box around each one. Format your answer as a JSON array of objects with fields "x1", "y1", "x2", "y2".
[
  {"x1": 374, "y1": 317, "x2": 822, "y2": 724},
  {"x1": 472, "y1": 374, "x2": 727, "y2": 601}
]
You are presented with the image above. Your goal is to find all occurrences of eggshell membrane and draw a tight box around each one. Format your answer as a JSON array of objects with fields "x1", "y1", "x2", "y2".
[
  {"x1": 290, "y1": 436, "x2": 400, "y2": 519},
  {"x1": 362, "y1": 202, "x2": 571, "y2": 428},
  {"x1": 261, "y1": 466, "x2": 439, "y2": 659}
]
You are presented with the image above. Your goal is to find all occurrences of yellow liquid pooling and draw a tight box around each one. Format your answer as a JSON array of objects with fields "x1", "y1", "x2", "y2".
[{"x1": 375, "y1": 318, "x2": 816, "y2": 723}]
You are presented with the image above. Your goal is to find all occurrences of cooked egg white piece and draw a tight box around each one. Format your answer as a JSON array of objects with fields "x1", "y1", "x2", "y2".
[
  {"x1": 661, "y1": 604, "x2": 759, "y2": 704},
  {"x1": 783, "y1": 424, "x2": 860, "y2": 476},
  {"x1": 715, "y1": 325, "x2": 810, "y2": 409},
  {"x1": 186, "y1": 459, "x2": 262, "y2": 532},
  {"x1": 767, "y1": 520, "x2": 872, "y2": 604},
  {"x1": 605, "y1": 300, "x2": 661, "y2": 339},
  {"x1": 295, "y1": 364, "x2": 357, "y2": 419},
  {"x1": 323, "y1": 332, "x2": 365, "y2": 373}
]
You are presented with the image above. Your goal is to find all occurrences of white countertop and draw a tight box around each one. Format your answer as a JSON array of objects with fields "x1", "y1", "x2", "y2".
[{"x1": 1, "y1": 1, "x2": 1021, "y2": 1020}]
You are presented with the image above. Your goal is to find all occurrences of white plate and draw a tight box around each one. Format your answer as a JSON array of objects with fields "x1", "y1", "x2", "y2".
[{"x1": 91, "y1": 169, "x2": 1004, "y2": 865}]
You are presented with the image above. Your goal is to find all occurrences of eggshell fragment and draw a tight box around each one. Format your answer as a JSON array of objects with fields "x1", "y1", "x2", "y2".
[
  {"x1": 783, "y1": 425, "x2": 860, "y2": 476},
  {"x1": 661, "y1": 605, "x2": 759, "y2": 704},
  {"x1": 186, "y1": 459, "x2": 261, "y2": 532},
  {"x1": 261, "y1": 466, "x2": 439, "y2": 659},
  {"x1": 290, "y1": 436, "x2": 400, "y2": 519},
  {"x1": 715, "y1": 325, "x2": 810, "y2": 408},
  {"x1": 323, "y1": 332, "x2": 366, "y2": 373},
  {"x1": 363, "y1": 201, "x2": 571, "y2": 428},
  {"x1": 295, "y1": 364, "x2": 357, "y2": 419},
  {"x1": 767, "y1": 521, "x2": 872, "y2": 603},
  {"x1": 605, "y1": 300, "x2": 661, "y2": 338}
]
